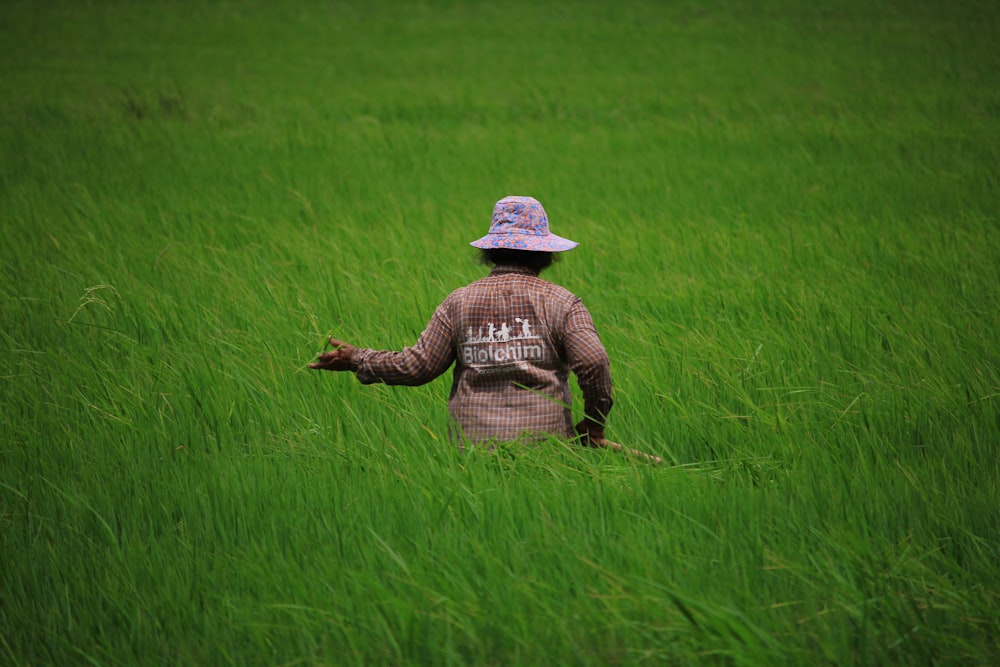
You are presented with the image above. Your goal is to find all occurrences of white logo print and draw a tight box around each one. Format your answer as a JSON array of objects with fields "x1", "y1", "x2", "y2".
[{"x1": 460, "y1": 317, "x2": 546, "y2": 371}]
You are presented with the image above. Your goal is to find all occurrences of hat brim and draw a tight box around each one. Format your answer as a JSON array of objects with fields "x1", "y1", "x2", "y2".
[{"x1": 470, "y1": 233, "x2": 578, "y2": 252}]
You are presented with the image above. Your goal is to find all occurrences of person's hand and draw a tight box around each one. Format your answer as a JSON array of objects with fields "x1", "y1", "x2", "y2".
[
  {"x1": 309, "y1": 337, "x2": 357, "y2": 372},
  {"x1": 575, "y1": 419, "x2": 606, "y2": 448}
]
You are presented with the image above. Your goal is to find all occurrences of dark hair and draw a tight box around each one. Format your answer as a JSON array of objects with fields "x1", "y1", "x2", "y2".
[{"x1": 479, "y1": 248, "x2": 556, "y2": 273}]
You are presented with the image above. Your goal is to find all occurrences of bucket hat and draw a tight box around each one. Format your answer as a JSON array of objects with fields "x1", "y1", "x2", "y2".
[{"x1": 470, "y1": 196, "x2": 578, "y2": 252}]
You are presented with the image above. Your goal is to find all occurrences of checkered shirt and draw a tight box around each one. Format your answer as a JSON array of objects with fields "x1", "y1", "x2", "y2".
[{"x1": 351, "y1": 265, "x2": 613, "y2": 443}]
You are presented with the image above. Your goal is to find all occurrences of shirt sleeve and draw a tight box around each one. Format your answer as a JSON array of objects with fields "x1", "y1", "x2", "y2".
[
  {"x1": 351, "y1": 300, "x2": 456, "y2": 386},
  {"x1": 562, "y1": 299, "x2": 614, "y2": 426}
]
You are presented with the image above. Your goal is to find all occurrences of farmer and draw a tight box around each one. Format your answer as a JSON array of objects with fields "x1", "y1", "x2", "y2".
[{"x1": 309, "y1": 196, "x2": 613, "y2": 446}]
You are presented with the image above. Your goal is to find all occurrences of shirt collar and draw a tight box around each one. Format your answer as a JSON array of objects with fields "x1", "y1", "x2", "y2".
[{"x1": 489, "y1": 265, "x2": 540, "y2": 277}]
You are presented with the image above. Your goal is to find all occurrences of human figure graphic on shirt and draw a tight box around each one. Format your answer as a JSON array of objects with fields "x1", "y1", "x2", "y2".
[
  {"x1": 516, "y1": 317, "x2": 533, "y2": 339},
  {"x1": 309, "y1": 195, "x2": 612, "y2": 445}
]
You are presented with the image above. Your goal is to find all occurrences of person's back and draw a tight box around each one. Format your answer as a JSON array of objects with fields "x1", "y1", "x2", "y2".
[{"x1": 446, "y1": 266, "x2": 600, "y2": 442}]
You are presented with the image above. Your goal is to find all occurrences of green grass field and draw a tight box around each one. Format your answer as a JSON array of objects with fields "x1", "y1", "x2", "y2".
[{"x1": 2, "y1": 0, "x2": 999, "y2": 664}]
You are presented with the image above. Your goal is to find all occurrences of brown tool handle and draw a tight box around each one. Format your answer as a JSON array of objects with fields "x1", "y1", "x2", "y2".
[{"x1": 594, "y1": 439, "x2": 663, "y2": 465}]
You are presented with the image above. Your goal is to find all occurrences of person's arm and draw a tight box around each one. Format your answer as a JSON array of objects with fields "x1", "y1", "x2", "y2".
[
  {"x1": 562, "y1": 299, "x2": 613, "y2": 444},
  {"x1": 310, "y1": 301, "x2": 455, "y2": 386}
]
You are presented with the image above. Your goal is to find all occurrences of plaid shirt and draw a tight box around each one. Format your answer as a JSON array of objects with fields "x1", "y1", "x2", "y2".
[{"x1": 351, "y1": 265, "x2": 613, "y2": 443}]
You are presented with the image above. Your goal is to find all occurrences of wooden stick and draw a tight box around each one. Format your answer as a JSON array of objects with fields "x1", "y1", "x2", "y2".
[{"x1": 594, "y1": 439, "x2": 663, "y2": 465}]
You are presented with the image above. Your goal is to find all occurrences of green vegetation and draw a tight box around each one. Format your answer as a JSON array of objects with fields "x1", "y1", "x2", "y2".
[{"x1": 2, "y1": 0, "x2": 998, "y2": 664}]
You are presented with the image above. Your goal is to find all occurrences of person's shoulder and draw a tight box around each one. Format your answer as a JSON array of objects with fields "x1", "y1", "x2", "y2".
[
  {"x1": 531, "y1": 275, "x2": 579, "y2": 302},
  {"x1": 443, "y1": 284, "x2": 469, "y2": 303}
]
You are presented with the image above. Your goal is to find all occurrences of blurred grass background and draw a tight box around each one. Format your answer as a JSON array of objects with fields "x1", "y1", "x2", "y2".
[{"x1": 1, "y1": 0, "x2": 998, "y2": 664}]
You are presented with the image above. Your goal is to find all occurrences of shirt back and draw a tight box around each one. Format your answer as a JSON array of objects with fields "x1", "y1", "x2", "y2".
[{"x1": 445, "y1": 267, "x2": 579, "y2": 442}]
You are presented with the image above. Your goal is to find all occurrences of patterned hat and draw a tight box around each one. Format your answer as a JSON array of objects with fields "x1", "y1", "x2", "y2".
[{"x1": 470, "y1": 196, "x2": 578, "y2": 252}]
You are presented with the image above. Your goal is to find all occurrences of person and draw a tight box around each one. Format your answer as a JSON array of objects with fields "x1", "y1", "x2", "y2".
[{"x1": 309, "y1": 196, "x2": 613, "y2": 446}]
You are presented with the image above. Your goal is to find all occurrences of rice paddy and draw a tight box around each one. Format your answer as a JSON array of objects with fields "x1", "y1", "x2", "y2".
[{"x1": 1, "y1": 0, "x2": 998, "y2": 664}]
